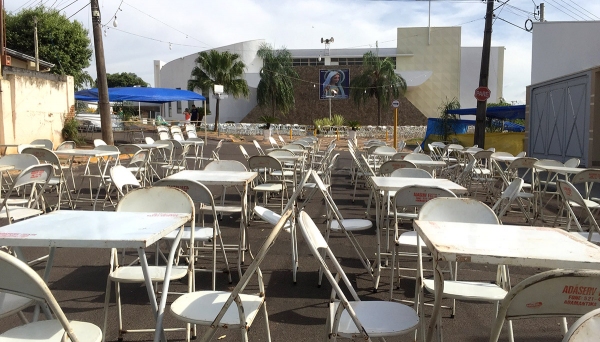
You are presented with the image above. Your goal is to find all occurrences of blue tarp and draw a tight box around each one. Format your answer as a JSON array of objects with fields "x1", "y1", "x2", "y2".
[
  {"x1": 75, "y1": 87, "x2": 205, "y2": 103},
  {"x1": 447, "y1": 105, "x2": 525, "y2": 120},
  {"x1": 422, "y1": 117, "x2": 524, "y2": 147}
]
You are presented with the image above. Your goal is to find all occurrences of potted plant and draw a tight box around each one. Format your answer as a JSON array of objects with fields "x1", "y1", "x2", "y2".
[
  {"x1": 346, "y1": 120, "x2": 360, "y2": 143},
  {"x1": 259, "y1": 115, "x2": 278, "y2": 140}
]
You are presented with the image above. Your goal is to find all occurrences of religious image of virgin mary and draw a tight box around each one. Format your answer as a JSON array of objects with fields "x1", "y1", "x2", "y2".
[{"x1": 322, "y1": 70, "x2": 346, "y2": 98}]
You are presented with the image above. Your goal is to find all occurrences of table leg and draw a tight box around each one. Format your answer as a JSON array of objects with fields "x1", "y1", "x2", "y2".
[{"x1": 426, "y1": 258, "x2": 444, "y2": 342}]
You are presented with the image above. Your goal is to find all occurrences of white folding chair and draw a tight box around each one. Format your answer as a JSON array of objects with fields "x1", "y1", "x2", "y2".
[
  {"x1": 30, "y1": 138, "x2": 53, "y2": 150},
  {"x1": 389, "y1": 185, "x2": 457, "y2": 301},
  {"x1": 170, "y1": 207, "x2": 296, "y2": 342},
  {"x1": 102, "y1": 187, "x2": 194, "y2": 341},
  {"x1": 555, "y1": 180, "x2": 600, "y2": 244},
  {"x1": 416, "y1": 198, "x2": 511, "y2": 339},
  {"x1": 0, "y1": 164, "x2": 53, "y2": 224},
  {"x1": 490, "y1": 177, "x2": 533, "y2": 223},
  {"x1": 0, "y1": 250, "x2": 102, "y2": 342},
  {"x1": 378, "y1": 159, "x2": 416, "y2": 176},
  {"x1": 55, "y1": 141, "x2": 77, "y2": 190},
  {"x1": 154, "y1": 179, "x2": 232, "y2": 289},
  {"x1": 252, "y1": 140, "x2": 265, "y2": 156},
  {"x1": 93, "y1": 139, "x2": 107, "y2": 147},
  {"x1": 203, "y1": 160, "x2": 247, "y2": 219},
  {"x1": 248, "y1": 155, "x2": 288, "y2": 213},
  {"x1": 0, "y1": 154, "x2": 39, "y2": 193},
  {"x1": 562, "y1": 307, "x2": 600, "y2": 342},
  {"x1": 297, "y1": 210, "x2": 419, "y2": 341},
  {"x1": 490, "y1": 269, "x2": 600, "y2": 342},
  {"x1": 102, "y1": 165, "x2": 142, "y2": 209},
  {"x1": 21, "y1": 148, "x2": 73, "y2": 210}
]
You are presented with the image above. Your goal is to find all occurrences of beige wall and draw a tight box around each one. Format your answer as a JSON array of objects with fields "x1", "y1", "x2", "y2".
[
  {"x1": 0, "y1": 70, "x2": 74, "y2": 150},
  {"x1": 396, "y1": 27, "x2": 461, "y2": 118}
]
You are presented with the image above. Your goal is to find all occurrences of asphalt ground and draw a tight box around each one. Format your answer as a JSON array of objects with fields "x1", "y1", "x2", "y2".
[{"x1": 0, "y1": 138, "x2": 587, "y2": 342}]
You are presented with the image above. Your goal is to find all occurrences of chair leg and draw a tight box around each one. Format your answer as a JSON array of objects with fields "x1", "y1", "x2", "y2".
[
  {"x1": 262, "y1": 302, "x2": 272, "y2": 342},
  {"x1": 102, "y1": 276, "x2": 112, "y2": 342}
]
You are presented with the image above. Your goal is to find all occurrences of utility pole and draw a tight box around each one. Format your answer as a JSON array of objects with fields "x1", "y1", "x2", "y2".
[
  {"x1": 474, "y1": 0, "x2": 494, "y2": 148},
  {"x1": 90, "y1": 0, "x2": 113, "y2": 145}
]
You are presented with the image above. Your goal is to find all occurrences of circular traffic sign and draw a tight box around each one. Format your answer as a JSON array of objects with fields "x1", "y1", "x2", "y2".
[
  {"x1": 392, "y1": 100, "x2": 400, "y2": 108},
  {"x1": 474, "y1": 87, "x2": 491, "y2": 101}
]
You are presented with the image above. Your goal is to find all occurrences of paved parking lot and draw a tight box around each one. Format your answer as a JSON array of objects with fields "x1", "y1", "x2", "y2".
[{"x1": 0, "y1": 139, "x2": 581, "y2": 341}]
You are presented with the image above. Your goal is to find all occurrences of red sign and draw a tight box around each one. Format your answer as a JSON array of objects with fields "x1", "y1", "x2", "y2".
[{"x1": 474, "y1": 87, "x2": 491, "y2": 101}]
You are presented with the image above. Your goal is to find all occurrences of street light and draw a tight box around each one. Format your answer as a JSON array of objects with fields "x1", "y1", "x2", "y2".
[{"x1": 321, "y1": 37, "x2": 334, "y2": 56}]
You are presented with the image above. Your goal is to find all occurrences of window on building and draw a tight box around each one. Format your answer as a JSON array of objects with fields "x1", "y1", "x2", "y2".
[
  {"x1": 168, "y1": 102, "x2": 172, "y2": 117},
  {"x1": 176, "y1": 88, "x2": 182, "y2": 114}
]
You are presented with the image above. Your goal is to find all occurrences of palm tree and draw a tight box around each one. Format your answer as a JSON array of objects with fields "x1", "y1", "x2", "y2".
[
  {"x1": 350, "y1": 51, "x2": 407, "y2": 126},
  {"x1": 256, "y1": 43, "x2": 298, "y2": 118},
  {"x1": 188, "y1": 50, "x2": 250, "y2": 131}
]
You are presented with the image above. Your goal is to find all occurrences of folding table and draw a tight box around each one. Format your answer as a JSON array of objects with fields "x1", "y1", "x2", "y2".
[
  {"x1": 54, "y1": 149, "x2": 120, "y2": 208},
  {"x1": 413, "y1": 220, "x2": 600, "y2": 342},
  {"x1": 165, "y1": 170, "x2": 258, "y2": 274},
  {"x1": 369, "y1": 176, "x2": 467, "y2": 289},
  {"x1": 178, "y1": 140, "x2": 204, "y2": 169},
  {"x1": 0, "y1": 210, "x2": 191, "y2": 342},
  {"x1": 133, "y1": 143, "x2": 170, "y2": 181}
]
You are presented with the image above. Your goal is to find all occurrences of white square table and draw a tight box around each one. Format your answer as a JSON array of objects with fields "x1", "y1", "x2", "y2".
[
  {"x1": 413, "y1": 220, "x2": 600, "y2": 342},
  {"x1": 368, "y1": 176, "x2": 467, "y2": 289},
  {"x1": 0, "y1": 210, "x2": 191, "y2": 342},
  {"x1": 55, "y1": 149, "x2": 120, "y2": 208},
  {"x1": 165, "y1": 170, "x2": 258, "y2": 274}
]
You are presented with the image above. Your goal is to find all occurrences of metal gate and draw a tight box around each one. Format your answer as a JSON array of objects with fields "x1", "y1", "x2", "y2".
[{"x1": 529, "y1": 73, "x2": 590, "y2": 166}]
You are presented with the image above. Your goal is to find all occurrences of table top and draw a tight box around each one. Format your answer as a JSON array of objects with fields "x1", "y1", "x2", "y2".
[
  {"x1": 0, "y1": 210, "x2": 190, "y2": 249},
  {"x1": 165, "y1": 170, "x2": 258, "y2": 186},
  {"x1": 134, "y1": 143, "x2": 169, "y2": 149},
  {"x1": 269, "y1": 155, "x2": 303, "y2": 163},
  {"x1": 492, "y1": 155, "x2": 519, "y2": 163},
  {"x1": 371, "y1": 150, "x2": 397, "y2": 157},
  {"x1": 370, "y1": 176, "x2": 467, "y2": 194},
  {"x1": 266, "y1": 147, "x2": 305, "y2": 154},
  {"x1": 534, "y1": 164, "x2": 584, "y2": 174},
  {"x1": 178, "y1": 140, "x2": 204, "y2": 145},
  {"x1": 408, "y1": 160, "x2": 447, "y2": 167},
  {"x1": 0, "y1": 165, "x2": 14, "y2": 172},
  {"x1": 414, "y1": 220, "x2": 600, "y2": 270},
  {"x1": 55, "y1": 149, "x2": 120, "y2": 157}
]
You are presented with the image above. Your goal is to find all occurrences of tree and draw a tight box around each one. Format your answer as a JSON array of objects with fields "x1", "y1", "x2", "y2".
[
  {"x1": 256, "y1": 43, "x2": 298, "y2": 118},
  {"x1": 6, "y1": 6, "x2": 93, "y2": 90},
  {"x1": 104, "y1": 72, "x2": 149, "y2": 88},
  {"x1": 187, "y1": 50, "x2": 249, "y2": 131},
  {"x1": 350, "y1": 51, "x2": 407, "y2": 126}
]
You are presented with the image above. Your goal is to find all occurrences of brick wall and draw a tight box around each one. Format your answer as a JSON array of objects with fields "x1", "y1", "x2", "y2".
[{"x1": 242, "y1": 66, "x2": 428, "y2": 126}]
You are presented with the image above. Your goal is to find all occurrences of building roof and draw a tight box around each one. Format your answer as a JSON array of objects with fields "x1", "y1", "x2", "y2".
[{"x1": 4, "y1": 47, "x2": 55, "y2": 69}]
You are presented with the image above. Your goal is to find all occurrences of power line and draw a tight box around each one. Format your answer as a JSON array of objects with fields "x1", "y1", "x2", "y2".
[
  {"x1": 565, "y1": 0, "x2": 600, "y2": 20},
  {"x1": 544, "y1": 0, "x2": 583, "y2": 20},
  {"x1": 59, "y1": 0, "x2": 82, "y2": 13},
  {"x1": 67, "y1": 2, "x2": 89, "y2": 20},
  {"x1": 559, "y1": 0, "x2": 599, "y2": 20}
]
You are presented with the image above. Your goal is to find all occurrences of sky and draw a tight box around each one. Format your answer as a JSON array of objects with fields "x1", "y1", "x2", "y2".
[{"x1": 7, "y1": 0, "x2": 600, "y2": 104}]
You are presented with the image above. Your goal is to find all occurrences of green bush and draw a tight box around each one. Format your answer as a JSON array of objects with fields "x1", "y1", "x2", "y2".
[{"x1": 62, "y1": 117, "x2": 84, "y2": 145}]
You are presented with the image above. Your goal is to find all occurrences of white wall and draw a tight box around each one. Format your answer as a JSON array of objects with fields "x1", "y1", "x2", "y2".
[
  {"x1": 0, "y1": 71, "x2": 74, "y2": 149},
  {"x1": 532, "y1": 21, "x2": 600, "y2": 85},
  {"x1": 460, "y1": 47, "x2": 504, "y2": 108},
  {"x1": 156, "y1": 39, "x2": 264, "y2": 123}
]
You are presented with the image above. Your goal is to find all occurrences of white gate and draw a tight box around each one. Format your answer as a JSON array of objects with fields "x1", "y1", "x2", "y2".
[{"x1": 529, "y1": 73, "x2": 590, "y2": 166}]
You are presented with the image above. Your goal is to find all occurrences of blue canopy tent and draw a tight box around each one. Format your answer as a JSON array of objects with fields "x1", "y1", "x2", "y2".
[
  {"x1": 75, "y1": 87, "x2": 205, "y2": 103},
  {"x1": 447, "y1": 105, "x2": 525, "y2": 120}
]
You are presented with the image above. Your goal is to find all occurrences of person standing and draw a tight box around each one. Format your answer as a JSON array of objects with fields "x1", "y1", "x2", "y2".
[
  {"x1": 184, "y1": 108, "x2": 191, "y2": 123},
  {"x1": 190, "y1": 105, "x2": 199, "y2": 123}
]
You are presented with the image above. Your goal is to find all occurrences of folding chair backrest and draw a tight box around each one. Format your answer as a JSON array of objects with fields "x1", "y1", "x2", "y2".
[
  {"x1": 379, "y1": 160, "x2": 416, "y2": 176},
  {"x1": 413, "y1": 145, "x2": 423, "y2": 153},
  {"x1": 418, "y1": 197, "x2": 499, "y2": 224},
  {"x1": 95, "y1": 145, "x2": 120, "y2": 153},
  {"x1": 128, "y1": 149, "x2": 150, "y2": 167},
  {"x1": 391, "y1": 168, "x2": 433, "y2": 178},
  {"x1": 158, "y1": 131, "x2": 171, "y2": 140},
  {"x1": 93, "y1": 139, "x2": 107, "y2": 147},
  {"x1": 145, "y1": 137, "x2": 155, "y2": 144},
  {"x1": 0, "y1": 154, "x2": 39, "y2": 171},
  {"x1": 21, "y1": 147, "x2": 60, "y2": 168},
  {"x1": 204, "y1": 160, "x2": 247, "y2": 172},
  {"x1": 186, "y1": 129, "x2": 198, "y2": 139},
  {"x1": 172, "y1": 131, "x2": 185, "y2": 141},
  {"x1": 253, "y1": 140, "x2": 265, "y2": 155},
  {"x1": 248, "y1": 155, "x2": 282, "y2": 172},
  {"x1": 116, "y1": 186, "x2": 193, "y2": 215},
  {"x1": 562, "y1": 307, "x2": 600, "y2": 342},
  {"x1": 118, "y1": 144, "x2": 143, "y2": 156},
  {"x1": 374, "y1": 145, "x2": 396, "y2": 154},
  {"x1": 490, "y1": 151, "x2": 513, "y2": 159},
  {"x1": 0, "y1": 250, "x2": 78, "y2": 341},
  {"x1": 490, "y1": 269, "x2": 600, "y2": 342},
  {"x1": 10, "y1": 164, "x2": 53, "y2": 190},
  {"x1": 110, "y1": 165, "x2": 141, "y2": 195},
  {"x1": 154, "y1": 179, "x2": 215, "y2": 208},
  {"x1": 239, "y1": 145, "x2": 251, "y2": 161},
  {"x1": 394, "y1": 185, "x2": 456, "y2": 208},
  {"x1": 556, "y1": 180, "x2": 599, "y2": 240},
  {"x1": 212, "y1": 139, "x2": 224, "y2": 159},
  {"x1": 571, "y1": 168, "x2": 600, "y2": 199},
  {"x1": 564, "y1": 158, "x2": 580, "y2": 168},
  {"x1": 30, "y1": 139, "x2": 53, "y2": 150},
  {"x1": 282, "y1": 143, "x2": 304, "y2": 151},
  {"x1": 404, "y1": 153, "x2": 433, "y2": 161},
  {"x1": 55, "y1": 141, "x2": 75, "y2": 151},
  {"x1": 268, "y1": 136, "x2": 279, "y2": 149},
  {"x1": 267, "y1": 149, "x2": 296, "y2": 158}
]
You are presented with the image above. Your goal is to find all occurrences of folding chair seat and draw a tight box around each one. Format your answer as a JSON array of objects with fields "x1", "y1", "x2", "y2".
[
  {"x1": 389, "y1": 185, "x2": 457, "y2": 301},
  {"x1": 562, "y1": 307, "x2": 600, "y2": 342},
  {"x1": 571, "y1": 168, "x2": 600, "y2": 203},
  {"x1": 415, "y1": 198, "x2": 510, "y2": 334},
  {"x1": 556, "y1": 180, "x2": 600, "y2": 244},
  {"x1": 490, "y1": 269, "x2": 600, "y2": 342},
  {"x1": 102, "y1": 165, "x2": 142, "y2": 209},
  {"x1": 0, "y1": 164, "x2": 53, "y2": 224},
  {"x1": 93, "y1": 139, "x2": 107, "y2": 147},
  {"x1": 0, "y1": 250, "x2": 102, "y2": 342},
  {"x1": 103, "y1": 187, "x2": 194, "y2": 341},
  {"x1": 297, "y1": 211, "x2": 419, "y2": 341},
  {"x1": 21, "y1": 148, "x2": 73, "y2": 210},
  {"x1": 154, "y1": 179, "x2": 232, "y2": 289}
]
